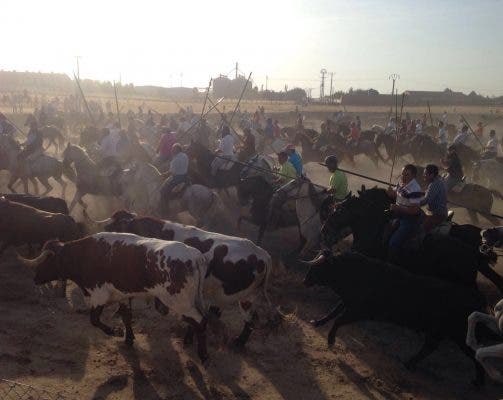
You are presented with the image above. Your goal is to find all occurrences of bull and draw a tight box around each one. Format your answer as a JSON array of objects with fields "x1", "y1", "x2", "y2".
[
  {"x1": 18, "y1": 232, "x2": 211, "y2": 363},
  {"x1": 85, "y1": 209, "x2": 280, "y2": 349},
  {"x1": 303, "y1": 251, "x2": 488, "y2": 386},
  {"x1": 1, "y1": 193, "x2": 69, "y2": 214}
]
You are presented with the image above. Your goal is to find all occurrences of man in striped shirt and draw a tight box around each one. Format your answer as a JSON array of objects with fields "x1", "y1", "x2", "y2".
[
  {"x1": 386, "y1": 164, "x2": 423, "y2": 262},
  {"x1": 420, "y1": 164, "x2": 448, "y2": 232}
]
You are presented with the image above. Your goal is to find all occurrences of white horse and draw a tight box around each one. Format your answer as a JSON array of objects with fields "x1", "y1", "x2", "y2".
[
  {"x1": 272, "y1": 177, "x2": 329, "y2": 257},
  {"x1": 466, "y1": 299, "x2": 503, "y2": 383},
  {"x1": 119, "y1": 163, "x2": 227, "y2": 229}
]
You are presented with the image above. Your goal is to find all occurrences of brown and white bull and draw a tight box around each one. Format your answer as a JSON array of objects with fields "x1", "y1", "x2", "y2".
[
  {"x1": 86, "y1": 209, "x2": 278, "y2": 348},
  {"x1": 0, "y1": 196, "x2": 84, "y2": 255},
  {"x1": 18, "y1": 232, "x2": 211, "y2": 362}
]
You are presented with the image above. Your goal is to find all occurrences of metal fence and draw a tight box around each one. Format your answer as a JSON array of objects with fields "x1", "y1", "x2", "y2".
[{"x1": 0, "y1": 379, "x2": 66, "y2": 400}]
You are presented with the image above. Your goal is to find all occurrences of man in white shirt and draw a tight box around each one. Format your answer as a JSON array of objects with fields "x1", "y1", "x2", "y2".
[
  {"x1": 211, "y1": 125, "x2": 235, "y2": 176},
  {"x1": 160, "y1": 143, "x2": 190, "y2": 213},
  {"x1": 482, "y1": 129, "x2": 498, "y2": 159},
  {"x1": 100, "y1": 124, "x2": 122, "y2": 159},
  {"x1": 386, "y1": 164, "x2": 424, "y2": 262},
  {"x1": 438, "y1": 121, "x2": 448, "y2": 149},
  {"x1": 452, "y1": 125, "x2": 469, "y2": 145}
]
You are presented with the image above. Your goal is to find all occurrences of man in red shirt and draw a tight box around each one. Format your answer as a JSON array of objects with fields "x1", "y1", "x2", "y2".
[{"x1": 156, "y1": 127, "x2": 177, "y2": 165}]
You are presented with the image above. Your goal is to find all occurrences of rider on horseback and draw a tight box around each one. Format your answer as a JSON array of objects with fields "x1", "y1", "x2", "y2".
[
  {"x1": 386, "y1": 164, "x2": 423, "y2": 263},
  {"x1": 323, "y1": 155, "x2": 348, "y2": 202},
  {"x1": 346, "y1": 122, "x2": 361, "y2": 148},
  {"x1": 419, "y1": 164, "x2": 448, "y2": 232},
  {"x1": 441, "y1": 145, "x2": 464, "y2": 191},
  {"x1": 481, "y1": 130, "x2": 498, "y2": 160},
  {"x1": 17, "y1": 119, "x2": 43, "y2": 175},
  {"x1": 284, "y1": 144, "x2": 303, "y2": 177},
  {"x1": 211, "y1": 125, "x2": 235, "y2": 176},
  {"x1": 160, "y1": 143, "x2": 189, "y2": 216},
  {"x1": 275, "y1": 151, "x2": 297, "y2": 185}
]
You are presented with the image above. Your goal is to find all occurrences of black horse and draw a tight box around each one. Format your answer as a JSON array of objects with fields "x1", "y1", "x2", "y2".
[
  {"x1": 236, "y1": 175, "x2": 300, "y2": 245},
  {"x1": 186, "y1": 140, "x2": 243, "y2": 189},
  {"x1": 321, "y1": 186, "x2": 503, "y2": 293}
]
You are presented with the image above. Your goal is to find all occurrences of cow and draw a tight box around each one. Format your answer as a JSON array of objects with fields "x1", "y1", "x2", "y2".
[
  {"x1": 17, "y1": 232, "x2": 211, "y2": 363},
  {"x1": 0, "y1": 196, "x2": 83, "y2": 255},
  {"x1": 1, "y1": 193, "x2": 69, "y2": 214},
  {"x1": 84, "y1": 209, "x2": 278, "y2": 349},
  {"x1": 303, "y1": 251, "x2": 488, "y2": 386}
]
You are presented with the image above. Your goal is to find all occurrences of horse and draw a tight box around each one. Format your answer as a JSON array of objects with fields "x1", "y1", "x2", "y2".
[
  {"x1": 238, "y1": 176, "x2": 328, "y2": 257},
  {"x1": 321, "y1": 186, "x2": 503, "y2": 293},
  {"x1": 118, "y1": 163, "x2": 227, "y2": 229},
  {"x1": 25, "y1": 114, "x2": 65, "y2": 154},
  {"x1": 0, "y1": 134, "x2": 72, "y2": 196},
  {"x1": 62, "y1": 143, "x2": 123, "y2": 211},
  {"x1": 186, "y1": 140, "x2": 275, "y2": 190}
]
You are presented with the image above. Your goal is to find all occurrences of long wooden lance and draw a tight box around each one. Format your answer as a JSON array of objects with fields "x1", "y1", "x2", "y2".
[
  {"x1": 73, "y1": 73, "x2": 96, "y2": 126},
  {"x1": 229, "y1": 72, "x2": 252, "y2": 126},
  {"x1": 113, "y1": 81, "x2": 121, "y2": 128},
  {"x1": 427, "y1": 100, "x2": 433, "y2": 126},
  {"x1": 461, "y1": 115, "x2": 484, "y2": 149},
  {"x1": 206, "y1": 96, "x2": 245, "y2": 144},
  {"x1": 200, "y1": 78, "x2": 212, "y2": 118},
  {"x1": 181, "y1": 97, "x2": 225, "y2": 138}
]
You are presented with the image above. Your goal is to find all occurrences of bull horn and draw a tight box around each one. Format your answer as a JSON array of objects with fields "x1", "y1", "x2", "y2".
[
  {"x1": 82, "y1": 209, "x2": 112, "y2": 225},
  {"x1": 301, "y1": 253, "x2": 326, "y2": 267},
  {"x1": 17, "y1": 250, "x2": 54, "y2": 268}
]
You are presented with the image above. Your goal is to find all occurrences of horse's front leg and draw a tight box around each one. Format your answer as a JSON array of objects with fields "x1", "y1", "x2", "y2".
[
  {"x1": 7, "y1": 175, "x2": 19, "y2": 193},
  {"x1": 69, "y1": 190, "x2": 83, "y2": 212},
  {"x1": 30, "y1": 177, "x2": 39, "y2": 195}
]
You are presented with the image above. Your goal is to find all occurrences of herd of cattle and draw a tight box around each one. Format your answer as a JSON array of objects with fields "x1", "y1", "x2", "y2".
[{"x1": 1, "y1": 110, "x2": 503, "y2": 391}]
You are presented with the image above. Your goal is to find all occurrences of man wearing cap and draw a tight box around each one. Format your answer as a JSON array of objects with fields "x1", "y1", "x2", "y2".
[
  {"x1": 324, "y1": 155, "x2": 348, "y2": 201},
  {"x1": 285, "y1": 144, "x2": 303, "y2": 177}
]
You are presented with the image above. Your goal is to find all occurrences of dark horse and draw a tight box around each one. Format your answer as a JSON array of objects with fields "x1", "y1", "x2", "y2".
[
  {"x1": 237, "y1": 175, "x2": 300, "y2": 245},
  {"x1": 321, "y1": 186, "x2": 503, "y2": 293},
  {"x1": 186, "y1": 140, "x2": 243, "y2": 189}
]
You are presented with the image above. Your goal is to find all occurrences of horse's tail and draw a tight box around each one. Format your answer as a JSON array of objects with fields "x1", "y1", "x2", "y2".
[{"x1": 62, "y1": 162, "x2": 76, "y2": 182}]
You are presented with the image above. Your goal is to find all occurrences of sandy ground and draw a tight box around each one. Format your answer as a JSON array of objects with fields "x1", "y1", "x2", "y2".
[{"x1": 1, "y1": 117, "x2": 503, "y2": 400}]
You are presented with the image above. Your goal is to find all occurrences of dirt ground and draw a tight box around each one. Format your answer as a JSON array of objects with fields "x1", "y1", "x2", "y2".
[{"x1": 1, "y1": 116, "x2": 503, "y2": 400}]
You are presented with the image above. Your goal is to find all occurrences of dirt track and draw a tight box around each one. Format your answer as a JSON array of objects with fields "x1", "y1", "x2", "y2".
[{"x1": 1, "y1": 120, "x2": 503, "y2": 399}]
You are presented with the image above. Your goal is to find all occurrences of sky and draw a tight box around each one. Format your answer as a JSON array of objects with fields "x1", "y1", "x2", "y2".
[{"x1": 2, "y1": 0, "x2": 503, "y2": 96}]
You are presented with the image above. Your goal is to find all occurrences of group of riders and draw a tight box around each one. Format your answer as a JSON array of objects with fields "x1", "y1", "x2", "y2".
[{"x1": 0, "y1": 104, "x2": 501, "y2": 260}]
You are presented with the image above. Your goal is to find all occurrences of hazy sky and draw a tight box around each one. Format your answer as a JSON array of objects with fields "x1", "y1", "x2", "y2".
[{"x1": 2, "y1": 0, "x2": 502, "y2": 96}]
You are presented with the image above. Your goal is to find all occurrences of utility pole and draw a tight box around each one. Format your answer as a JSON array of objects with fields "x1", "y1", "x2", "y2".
[
  {"x1": 75, "y1": 56, "x2": 81, "y2": 79},
  {"x1": 320, "y1": 69, "x2": 327, "y2": 102},
  {"x1": 329, "y1": 72, "x2": 334, "y2": 103},
  {"x1": 265, "y1": 75, "x2": 268, "y2": 91},
  {"x1": 235, "y1": 62, "x2": 238, "y2": 79},
  {"x1": 388, "y1": 73, "x2": 400, "y2": 122}
]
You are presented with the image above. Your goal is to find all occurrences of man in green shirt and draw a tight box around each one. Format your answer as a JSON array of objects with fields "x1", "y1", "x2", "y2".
[
  {"x1": 324, "y1": 155, "x2": 348, "y2": 200},
  {"x1": 276, "y1": 151, "x2": 297, "y2": 184}
]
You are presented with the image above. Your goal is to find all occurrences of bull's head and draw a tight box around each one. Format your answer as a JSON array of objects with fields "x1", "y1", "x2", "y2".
[
  {"x1": 104, "y1": 210, "x2": 137, "y2": 232},
  {"x1": 18, "y1": 240, "x2": 65, "y2": 285}
]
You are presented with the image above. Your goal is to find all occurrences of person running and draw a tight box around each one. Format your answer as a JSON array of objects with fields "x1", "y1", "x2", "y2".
[{"x1": 420, "y1": 164, "x2": 448, "y2": 232}]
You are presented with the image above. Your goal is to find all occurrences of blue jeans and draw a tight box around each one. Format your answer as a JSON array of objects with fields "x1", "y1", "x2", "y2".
[{"x1": 389, "y1": 215, "x2": 421, "y2": 250}]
